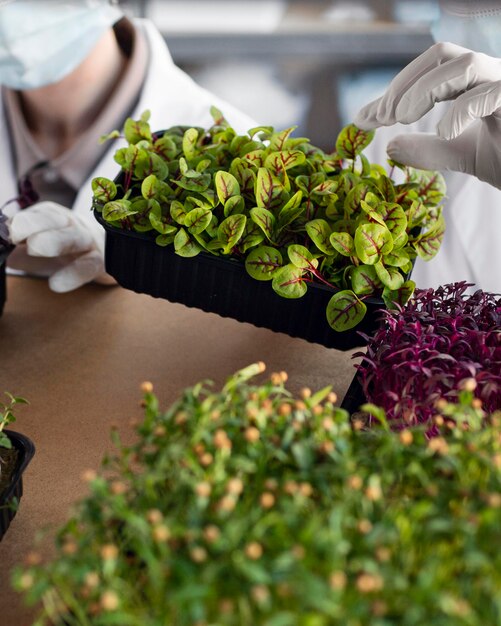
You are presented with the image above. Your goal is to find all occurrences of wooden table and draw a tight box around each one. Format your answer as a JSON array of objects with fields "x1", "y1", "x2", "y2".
[{"x1": 0, "y1": 275, "x2": 358, "y2": 624}]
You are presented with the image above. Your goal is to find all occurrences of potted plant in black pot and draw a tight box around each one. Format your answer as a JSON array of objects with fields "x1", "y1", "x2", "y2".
[
  {"x1": 0, "y1": 393, "x2": 34, "y2": 541},
  {"x1": 92, "y1": 108, "x2": 446, "y2": 350},
  {"x1": 14, "y1": 364, "x2": 501, "y2": 625},
  {"x1": 342, "y1": 282, "x2": 501, "y2": 431}
]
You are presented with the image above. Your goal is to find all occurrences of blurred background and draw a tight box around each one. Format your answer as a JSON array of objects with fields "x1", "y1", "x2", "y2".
[{"x1": 119, "y1": 0, "x2": 438, "y2": 150}]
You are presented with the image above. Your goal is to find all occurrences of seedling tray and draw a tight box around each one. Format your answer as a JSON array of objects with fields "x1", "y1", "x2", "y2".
[
  {"x1": 0, "y1": 430, "x2": 35, "y2": 541},
  {"x1": 341, "y1": 371, "x2": 366, "y2": 414},
  {"x1": 0, "y1": 246, "x2": 14, "y2": 317},
  {"x1": 95, "y1": 212, "x2": 389, "y2": 351},
  {"x1": 0, "y1": 260, "x2": 5, "y2": 317}
]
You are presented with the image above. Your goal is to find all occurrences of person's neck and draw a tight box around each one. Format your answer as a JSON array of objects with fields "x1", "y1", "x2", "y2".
[{"x1": 19, "y1": 28, "x2": 127, "y2": 159}]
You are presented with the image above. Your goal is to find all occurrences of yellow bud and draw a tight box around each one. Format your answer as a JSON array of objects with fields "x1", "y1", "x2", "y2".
[
  {"x1": 251, "y1": 584, "x2": 269, "y2": 603},
  {"x1": 226, "y1": 478, "x2": 244, "y2": 495},
  {"x1": 245, "y1": 427, "x2": 260, "y2": 443},
  {"x1": 190, "y1": 546, "x2": 208, "y2": 563},
  {"x1": 110, "y1": 481, "x2": 127, "y2": 495},
  {"x1": 327, "y1": 392, "x2": 338, "y2": 404},
  {"x1": 18, "y1": 573, "x2": 34, "y2": 590},
  {"x1": 100, "y1": 544, "x2": 119, "y2": 561},
  {"x1": 85, "y1": 572, "x2": 100, "y2": 589},
  {"x1": 152, "y1": 524, "x2": 171, "y2": 542},
  {"x1": 146, "y1": 509, "x2": 163, "y2": 524},
  {"x1": 195, "y1": 481, "x2": 212, "y2": 497},
  {"x1": 154, "y1": 425, "x2": 166, "y2": 437},
  {"x1": 140, "y1": 381, "x2": 153, "y2": 393},
  {"x1": 245, "y1": 542, "x2": 263, "y2": 560},
  {"x1": 347, "y1": 475, "x2": 363, "y2": 490},
  {"x1": 100, "y1": 590, "x2": 120, "y2": 611},
  {"x1": 399, "y1": 429, "x2": 413, "y2": 445},
  {"x1": 300, "y1": 387, "x2": 312, "y2": 400},
  {"x1": 356, "y1": 573, "x2": 384, "y2": 593},
  {"x1": 257, "y1": 361, "x2": 266, "y2": 373},
  {"x1": 357, "y1": 519, "x2": 373, "y2": 534},
  {"x1": 329, "y1": 571, "x2": 347, "y2": 590},
  {"x1": 203, "y1": 525, "x2": 221, "y2": 543},
  {"x1": 260, "y1": 492, "x2": 275, "y2": 508},
  {"x1": 81, "y1": 469, "x2": 97, "y2": 483},
  {"x1": 459, "y1": 377, "x2": 477, "y2": 392},
  {"x1": 200, "y1": 452, "x2": 214, "y2": 466}
]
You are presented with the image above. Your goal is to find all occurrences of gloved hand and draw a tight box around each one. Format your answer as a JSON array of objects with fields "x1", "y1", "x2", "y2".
[
  {"x1": 7, "y1": 201, "x2": 114, "y2": 292},
  {"x1": 354, "y1": 42, "x2": 501, "y2": 190}
]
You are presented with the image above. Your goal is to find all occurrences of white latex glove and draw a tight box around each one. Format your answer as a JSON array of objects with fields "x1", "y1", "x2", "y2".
[
  {"x1": 354, "y1": 42, "x2": 501, "y2": 190},
  {"x1": 7, "y1": 201, "x2": 114, "y2": 292}
]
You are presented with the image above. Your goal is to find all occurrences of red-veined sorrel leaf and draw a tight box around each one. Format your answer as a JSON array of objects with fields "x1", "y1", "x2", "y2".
[
  {"x1": 335, "y1": 124, "x2": 375, "y2": 160},
  {"x1": 217, "y1": 214, "x2": 247, "y2": 254},
  {"x1": 330, "y1": 232, "x2": 354, "y2": 257},
  {"x1": 354, "y1": 223, "x2": 393, "y2": 265},
  {"x1": 245, "y1": 245, "x2": 283, "y2": 281},
  {"x1": 306, "y1": 219, "x2": 335, "y2": 255},
  {"x1": 326, "y1": 290, "x2": 367, "y2": 331},
  {"x1": 215, "y1": 171, "x2": 240, "y2": 205},
  {"x1": 351, "y1": 265, "x2": 381, "y2": 296},
  {"x1": 272, "y1": 264, "x2": 307, "y2": 298}
]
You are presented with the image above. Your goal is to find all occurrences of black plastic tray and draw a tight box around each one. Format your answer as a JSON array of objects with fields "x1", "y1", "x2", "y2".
[
  {"x1": 0, "y1": 430, "x2": 36, "y2": 541},
  {"x1": 0, "y1": 260, "x2": 5, "y2": 317},
  {"x1": 340, "y1": 371, "x2": 366, "y2": 414},
  {"x1": 95, "y1": 212, "x2": 390, "y2": 351}
]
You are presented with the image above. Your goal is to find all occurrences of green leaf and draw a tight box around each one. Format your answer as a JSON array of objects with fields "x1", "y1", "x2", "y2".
[
  {"x1": 354, "y1": 223, "x2": 393, "y2": 265},
  {"x1": 277, "y1": 190, "x2": 303, "y2": 231},
  {"x1": 153, "y1": 135, "x2": 178, "y2": 161},
  {"x1": 245, "y1": 246, "x2": 282, "y2": 281},
  {"x1": 215, "y1": 171, "x2": 240, "y2": 205},
  {"x1": 288, "y1": 244, "x2": 318, "y2": 270},
  {"x1": 170, "y1": 200, "x2": 188, "y2": 225},
  {"x1": 155, "y1": 233, "x2": 176, "y2": 247},
  {"x1": 265, "y1": 150, "x2": 306, "y2": 174},
  {"x1": 272, "y1": 264, "x2": 307, "y2": 298},
  {"x1": 350, "y1": 265, "x2": 381, "y2": 296},
  {"x1": 269, "y1": 126, "x2": 297, "y2": 151},
  {"x1": 174, "y1": 228, "x2": 202, "y2": 257},
  {"x1": 411, "y1": 170, "x2": 447, "y2": 206},
  {"x1": 217, "y1": 214, "x2": 247, "y2": 254},
  {"x1": 244, "y1": 149, "x2": 265, "y2": 168},
  {"x1": 250, "y1": 207, "x2": 276, "y2": 241},
  {"x1": 377, "y1": 203, "x2": 407, "y2": 237},
  {"x1": 148, "y1": 201, "x2": 177, "y2": 235},
  {"x1": 255, "y1": 167, "x2": 281, "y2": 209},
  {"x1": 238, "y1": 222, "x2": 264, "y2": 253},
  {"x1": 384, "y1": 249, "x2": 410, "y2": 268},
  {"x1": 102, "y1": 199, "x2": 136, "y2": 221},
  {"x1": 374, "y1": 261, "x2": 405, "y2": 290},
  {"x1": 92, "y1": 177, "x2": 117, "y2": 203},
  {"x1": 247, "y1": 125, "x2": 274, "y2": 139},
  {"x1": 414, "y1": 215, "x2": 445, "y2": 261},
  {"x1": 329, "y1": 232, "x2": 354, "y2": 257},
  {"x1": 185, "y1": 207, "x2": 213, "y2": 235},
  {"x1": 382, "y1": 280, "x2": 416, "y2": 308},
  {"x1": 406, "y1": 200, "x2": 428, "y2": 228},
  {"x1": 335, "y1": 124, "x2": 375, "y2": 159},
  {"x1": 306, "y1": 219, "x2": 335, "y2": 255},
  {"x1": 182, "y1": 127, "x2": 199, "y2": 160},
  {"x1": 124, "y1": 116, "x2": 152, "y2": 144},
  {"x1": 134, "y1": 151, "x2": 168, "y2": 181},
  {"x1": 375, "y1": 175, "x2": 396, "y2": 202},
  {"x1": 326, "y1": 290, "x2": 367, "y2": 331},
  {"x1": 343, "y1": 182, "x2": 375, "y2": 214},
  {"x1": 174, "y1": 173, "x2": 211, "y2": 193},
  {"x1": 141, "y1": 174, "x2": 158, "y2": 200},
  {"x1": 223, "y1": 195, "x2": 245, "y2": 217},
  {"x1": 360, "y1": 200, "x2": 386, "y2": 227}
]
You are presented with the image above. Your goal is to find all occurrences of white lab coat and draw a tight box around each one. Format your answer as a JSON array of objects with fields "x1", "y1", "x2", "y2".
[
  {"x1": 1, "y1": 19, "x2": 256, "y2": 276},
  {"x1": 365, "y1": 103, "x2": 501, "y2": 294}
]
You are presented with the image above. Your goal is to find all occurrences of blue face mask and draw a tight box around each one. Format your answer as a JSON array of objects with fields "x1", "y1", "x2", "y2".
[
  {"x1": 431, "y1": 9, "x2": 501, "y2": 57},
  {"x1": 0, "y1": 0, "x2": 123, "y2": 91}
]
